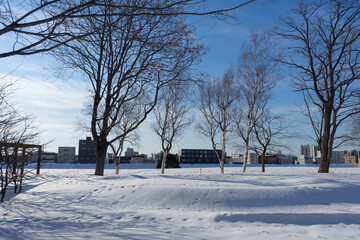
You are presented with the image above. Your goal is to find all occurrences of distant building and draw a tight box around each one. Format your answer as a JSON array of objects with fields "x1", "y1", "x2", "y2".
[
  {"x1": 42, "y1": 152, "x2": 57, "y2": 163},
  {"x1": 125, "y1": 148, "x2": 138, "y2": 157},
  {"x1": 229, "y1": 154, "x2": 243, "y2": 164},
  {"x1": 261, "y1": 155, "x2": 279, "y2": 164},
  {"x1": 107, "y1": 154, "x2": 132, "y2": 164},
  {"x1": 105, "y1": 153, "x2": 114, "y2": 164},
  {"x1": 289, "y1": 155, "x2": 298, "y2": 164},
  {"x1": 28, "y1": 151, "x2": 57, "y2": 163},
  {"x1": 331, "y1": 151, "x2": 344, "y2": 163},
  {"x1": 78, "y1": 137, "x2": 96, "y2": 163},
  {"x1": 316, "y1": 150, "x2": 344, "y2": 163},
  {"x1": 276, "y1": 153, "x2": 292, "y2": 164},
  {"x1": 300, "y1": 144, "x2": 319, "y2": 158},
  {"x1": 309, "y1": 145, "x2": 319, "y2": 158},
  {"x1": 225, "y1": 156, "x2": 232, "y2": 164},
  {"x1": 250, "y1": 151, "x2": 294, "y2": 165},
  {"x1": 151, "y1": 152, "x2": 163, "y2": 164},
  {"x1": 344, "y1": 155, "x2": 358, "y2": 164},
  {"x1": 119, "y1": 156, "x2": 131, "y2": 164},
  {"x1": 179, "y1": 149, "x2": 222, "y2": 164},
  {"x1": 230, "y1": 153, "x2": 258, "y2": 164},
  {"x1": 58, "y1": 147, "x2": 76, "y2": 163},
  {"x1": 247, "y1": 153, "x2": 258, "y2": 164},
  {"x1": 300, "y1": 145, "x2": 310, "y2": 157},
  {"x1": 130, "y1": 154, "x2": 152, "y2": 164},
  {"x1": 298, "y1": 155, "x2": 315, "y2": 164},
  {"x1": 344, "y1": 150, "x2": 359, "y2": 164}
]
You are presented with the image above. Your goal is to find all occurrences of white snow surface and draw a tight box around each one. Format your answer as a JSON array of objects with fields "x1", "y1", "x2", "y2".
[{"x1": 1, "y1": 164, "x2": 360, "y2": 240}]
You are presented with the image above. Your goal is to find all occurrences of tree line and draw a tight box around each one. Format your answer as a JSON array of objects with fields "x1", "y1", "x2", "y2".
[{"x1": 0, "y1": 0, "x2": 359, "y2": 178}]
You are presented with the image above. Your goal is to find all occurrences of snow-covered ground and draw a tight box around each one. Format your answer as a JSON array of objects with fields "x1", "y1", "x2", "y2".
[{"x1": 1, "y1": 164, "x2": 360, "y2": 240}]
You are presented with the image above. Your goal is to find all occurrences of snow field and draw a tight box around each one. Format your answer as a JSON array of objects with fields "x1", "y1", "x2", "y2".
[{"x1": 1, "y1": 165, "x2": 360, "y2": 239}]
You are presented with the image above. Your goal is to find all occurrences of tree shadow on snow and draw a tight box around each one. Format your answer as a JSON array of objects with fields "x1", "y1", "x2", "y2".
[
  {"x1": 214, "y1": 213, "x2": 360, "y2": 226},
  {"x1": 158, "y1": 175, "x2": 360, "y2": 208},
  {"x1": 1, "y1": 175, "x2": 47, "y2": 202}
]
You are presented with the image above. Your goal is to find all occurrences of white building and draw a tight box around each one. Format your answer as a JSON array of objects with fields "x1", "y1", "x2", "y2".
[
  {"x1": 58, "y1": 147, "x2": 76, "y2": 163},
  {"x1": 298, "y1": 155, "x2": 315, "y2": 164},
  {"x1": 301, "y1": 145, "x2": 319, "y2": 158},
  {"x1": 230, "y1": 154, "x2": 244, "y2": 164},
  {"x1": 231, "y1": 153, "x2": 258, "y2": 164},
  {"x1": 248, "y1": 152, "x2": 258, "y2": 164},
  {"x1": 310, "y1": 145, "x2": 319, "y2": 157},
  {"x1": 300, "y1": 145, "x2": 310, "y2": 157}
]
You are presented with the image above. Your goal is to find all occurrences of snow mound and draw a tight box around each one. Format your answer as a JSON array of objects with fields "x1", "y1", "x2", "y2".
[{"x1": 1, "y1": 166, "x2": 360, "y2": 240}]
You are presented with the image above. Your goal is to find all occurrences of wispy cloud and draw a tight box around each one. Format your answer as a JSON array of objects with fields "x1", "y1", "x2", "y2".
[{"x1": 0, "y1": 72, "x2": 90, "y2": 152}]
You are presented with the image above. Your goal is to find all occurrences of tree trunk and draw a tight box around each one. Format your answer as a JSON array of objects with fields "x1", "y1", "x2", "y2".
[
  {"x1": 1, "y1": 164, "x2": 9, "y2": 202},
  {"x1": 161, "y1": 150, "x2": 168, "y2": 174},
  {"x1": 221, "y1": 129, "x2": 226, "y2": 174},
  {"x1": 13, "y1": 147, "x2": 18, "y2": 193},
  {"x1": 94, "y1": 139, "x2": 108, "y2": 176},
  {"x1": 318, "y1": 105, "x2": 332, "y2": 173},
  {"x1": 242, "y1": 140, "x2": 249, "y2": 173},
  {"x1": 1, "y1": 189, "x2": 5, "y2": 202},
  {"x1": 261, "y1": 153, "x2": 265, "y2": 173},
  {"x1": 220, "y1": 160, "x2": 224, "y2": 173},
  {"x1": 115, "y1": 158, "x2": 120, "y2": 175}
]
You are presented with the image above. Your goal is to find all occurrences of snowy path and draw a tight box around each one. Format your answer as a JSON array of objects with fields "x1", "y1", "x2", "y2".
[{"x1": 1, "y1": 166, "x2": 360, "y2": 239}]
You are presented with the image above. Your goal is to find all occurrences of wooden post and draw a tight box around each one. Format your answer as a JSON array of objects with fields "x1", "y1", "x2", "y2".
[
  {"x1": 13, "y1": 146, "x2": 19, "y2": 193},
  {"x1": 19, "y1": 147, "x2": 26, "y2": 193},
  {"x1": 36, "y1": 146, "x2": 41, "y2": 175}
]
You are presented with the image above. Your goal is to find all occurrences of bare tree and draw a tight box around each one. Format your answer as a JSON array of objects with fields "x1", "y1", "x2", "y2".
[
  {"x1": 54, "y1": 1, "x2": 202, "y2": 176},
  {"x1": 0, "y1": 80, "x2": 40, "y2": 202},
  {"x1": 78, "y1": 98, "x2": 140, "y2": 174},
  {"x1": 153, "y1": 81, "x2": 192, "y2": 174},
  {"x1": 233, "y1": 32, "x2": 281, "y2": 173},
  {"x1": 250, "y1": 109, "x2": 294, "y2": 172},
  {"x1": 109, "y1": 101, "x2": 141, "y2": 175},
  {"x1": 276, "y1": 0, "x2": 360, "y2": 173},
  {"x1": 349, "y1": 96, "x2": 360, "y2": 147},
  {"x1": 0, "y1": 0, "x2": 257, "y2": 58},
  {"x1": 197, "y1": 68, "x2": 238, "y2": 173}
]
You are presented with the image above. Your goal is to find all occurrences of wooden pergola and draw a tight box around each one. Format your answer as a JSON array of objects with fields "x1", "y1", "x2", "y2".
[{"x1": 0, "y1": 142, "x2": 42, "y2": 174}]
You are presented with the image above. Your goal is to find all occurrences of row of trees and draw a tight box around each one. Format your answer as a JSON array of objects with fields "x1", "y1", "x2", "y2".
[
  {"x1": 1, "y1": 0, "x2": 359, "y2": 176},
  {"x1": 152, "y1": 0, "x2": 360, "y2": 174},
  {"x1": 196, "y1": 33, "x2": 289, "y2": 174}
]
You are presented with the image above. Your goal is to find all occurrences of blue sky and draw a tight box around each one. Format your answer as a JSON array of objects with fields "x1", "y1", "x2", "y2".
[{"x1": 0, "y1": 0, "x2": 333, "y2": 156}]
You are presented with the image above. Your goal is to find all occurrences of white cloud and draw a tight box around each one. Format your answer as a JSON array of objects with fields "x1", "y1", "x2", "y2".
[{"x1": 0, "y1": 72, "x2": 91, "y2": 152}]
